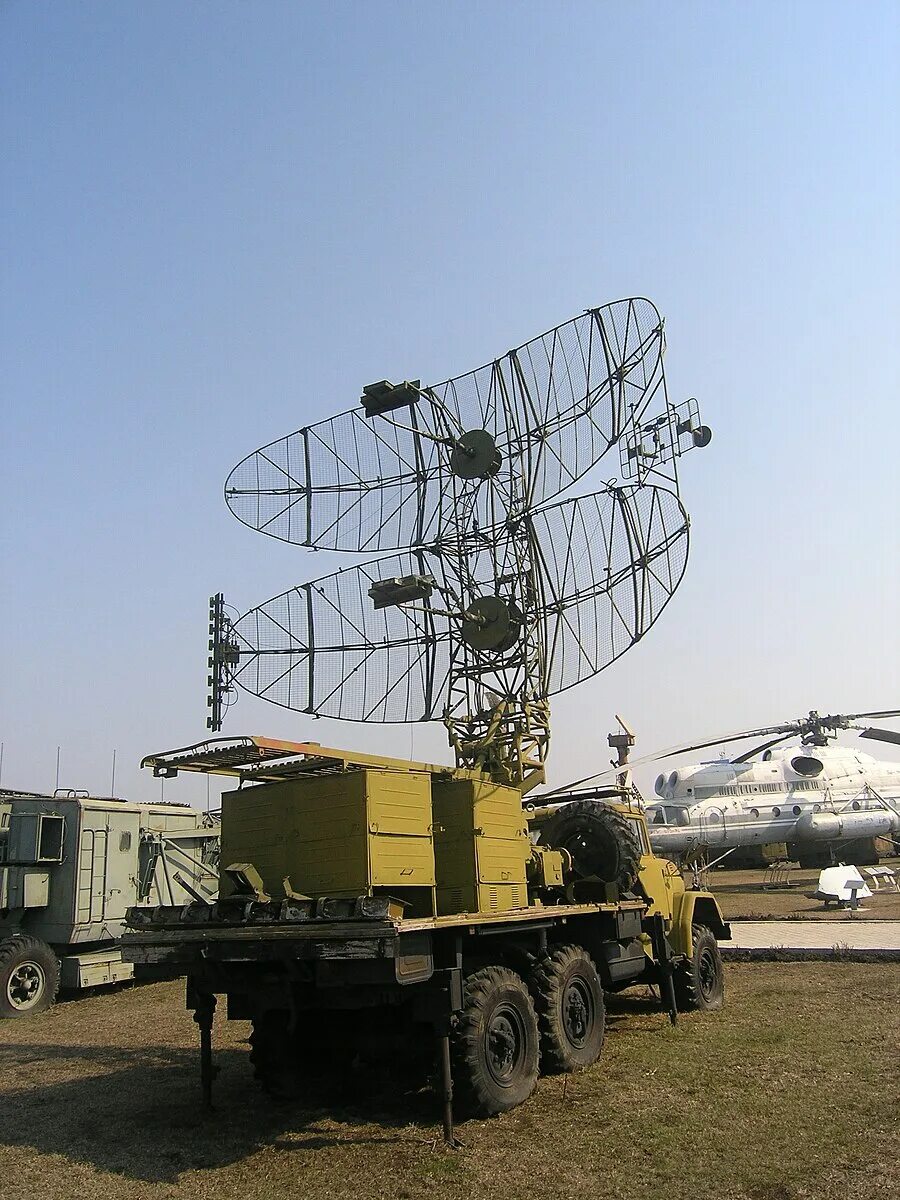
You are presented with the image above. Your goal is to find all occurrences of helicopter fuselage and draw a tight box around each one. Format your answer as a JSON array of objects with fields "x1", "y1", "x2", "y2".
[{"x1": 644, "y1": 743, "x2": 900, "y2": 861}]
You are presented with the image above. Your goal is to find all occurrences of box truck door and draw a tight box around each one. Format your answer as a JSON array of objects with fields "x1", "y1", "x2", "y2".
[{"x1": 76, "y1": 828, "x2": 108, "y2": 922}]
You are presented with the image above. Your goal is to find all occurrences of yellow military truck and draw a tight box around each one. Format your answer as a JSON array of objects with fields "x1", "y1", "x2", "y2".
[{"x1": 123, "y1": 736, "x2": 729, "y2": 1141}]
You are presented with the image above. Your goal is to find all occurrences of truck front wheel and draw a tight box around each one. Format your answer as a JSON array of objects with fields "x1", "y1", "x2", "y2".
[
  {"x1": 0, "y1": 935, "x2": 60, "y2": 1019},
  {"x1": 531, "y1": 945, "x2": 605, "y2": 1073},
  {"x1": 674, "y1": 924, "x2": 724, "y2": 1012},
  {"x1": 452, "y1": 966, "x2": 540, "y2": 1116}
]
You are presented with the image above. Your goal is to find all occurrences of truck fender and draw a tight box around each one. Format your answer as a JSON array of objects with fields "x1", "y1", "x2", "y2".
[{"x1": 670, "y1": 892, "x2": 729, "y2": 957}]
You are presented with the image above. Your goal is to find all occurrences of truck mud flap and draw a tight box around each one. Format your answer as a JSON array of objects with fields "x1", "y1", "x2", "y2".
[{"x1": 394, "y1": 931, "x2": 433, "y2": 984}]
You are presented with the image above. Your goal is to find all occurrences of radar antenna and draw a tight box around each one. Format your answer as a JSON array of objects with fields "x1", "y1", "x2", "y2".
[{"x1": 209, "y1": 298, "x2": 710, "y2": 793}]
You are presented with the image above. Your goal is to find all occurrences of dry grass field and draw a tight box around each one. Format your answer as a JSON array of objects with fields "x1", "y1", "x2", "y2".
[
  {"x1": 704, "y1": 857, "x2": 900, "y2": 921},
  {"x1": 0, "y1": 964, "x2": 897, "y2": 1200}
]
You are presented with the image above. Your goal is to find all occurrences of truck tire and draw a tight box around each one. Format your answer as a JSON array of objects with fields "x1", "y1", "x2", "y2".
[
  {"x1": 452, "y1": 965, "x2": 540, "y2": 1116},
  {"x1": 538, "y1": 801, "x2": 640, "y2": 893},
  {"x1": 249, "y1": 1010, "x2": 304, "y2": 1099},
  {"x1": 530, "y1": 945, "x2": 605, "y2": 1073},
  {"x1": 249, "y1": 1009, "x2": 358, "y2": 1099},
  {"x1": 673, "y1": 925, "x2": 724, "y2": 1012},
  {"x1": 0, "y1": 935, "x2": 60, "y2": 1019}
]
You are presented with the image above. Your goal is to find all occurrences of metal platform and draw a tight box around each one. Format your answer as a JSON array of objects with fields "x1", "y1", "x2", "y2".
[{"x1": 141, "y1": 735, "x2": 465, "y2": 783}]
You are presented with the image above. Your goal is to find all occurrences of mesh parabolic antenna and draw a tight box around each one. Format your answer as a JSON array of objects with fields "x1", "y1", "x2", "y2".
[{"x1": 209, "y1": 298, "x2": 711, "y2": 792}]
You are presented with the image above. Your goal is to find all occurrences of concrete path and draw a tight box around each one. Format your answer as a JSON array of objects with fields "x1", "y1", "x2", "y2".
[{"x1": 721, "y1": 919, "x2": 900, "y2": 957}]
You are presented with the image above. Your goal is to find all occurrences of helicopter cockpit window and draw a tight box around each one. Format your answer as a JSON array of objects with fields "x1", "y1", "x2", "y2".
[
  {"x1": 646, "y1": 806, "x2": 685, "y2": 826},
  {"x1": 791, "y1": 755, "x2": 824, "y2": 777}
]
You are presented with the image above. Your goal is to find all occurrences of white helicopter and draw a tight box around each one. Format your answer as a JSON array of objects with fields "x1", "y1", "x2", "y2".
[{"x1": 639, "y1": 710, "x2": 900, "y2": 867}]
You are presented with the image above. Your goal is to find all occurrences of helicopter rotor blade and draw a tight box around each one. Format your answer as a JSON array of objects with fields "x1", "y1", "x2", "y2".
[
  {"x1": 546, "y1": 708, "x2": 900, "y2": 798},
  {"x1": 858, "y1": 726, "x2": 900, "y2": 747},
  {"x1": 827, "y1": 709, "x2": 900, "y2": 726},
  {"x1": 650, "y1": 724, "x2": 799, "y2": 762},
  {"x1": 731, "y1": 732, "x2": 796, "y2": 764},
  {"x1": 621, "y1": 709, "x2": 900, "y2": 768},
  {"x1": 544, "y1": 723, "x2": 800, "y2": 795}
]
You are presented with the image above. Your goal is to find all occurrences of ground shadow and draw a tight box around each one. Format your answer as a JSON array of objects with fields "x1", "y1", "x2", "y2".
[
  {"x1": 0, "y1": 1042, "x2": 442, "y2": 1182},
  {"x1": 605, "y1": 988, "x2": 670, "y2": 1017},
  {"x1": 0, "y1": 990, "x2": 670, "y2": 1180}
]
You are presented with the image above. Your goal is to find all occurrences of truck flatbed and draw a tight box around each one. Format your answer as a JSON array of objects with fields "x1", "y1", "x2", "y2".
[{"x1": 123, "y1": 899, "x2": 648, "y2": 966}]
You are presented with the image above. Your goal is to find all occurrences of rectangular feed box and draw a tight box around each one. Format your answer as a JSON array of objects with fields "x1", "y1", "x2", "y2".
[
  {"x1": 220, "y1": 769, "x2": 436, "y2": 916},
  {"x1": 432, "y1": 778, "x2": 529, "y2": 915}
]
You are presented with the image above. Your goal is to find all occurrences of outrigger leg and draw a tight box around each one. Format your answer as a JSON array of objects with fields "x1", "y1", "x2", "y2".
[
  {"x1": 189, "y1": 984, "x2": 218, "y2": 1108},
  {"x1": 649, "y1": 913, "x2": 678, "y2": 1026},
  {"x1": 436, "y1": 1028, "x2": 458, "y2": 1148}
]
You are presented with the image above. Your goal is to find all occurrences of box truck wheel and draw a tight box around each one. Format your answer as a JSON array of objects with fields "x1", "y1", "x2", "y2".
[{"x1": 0, "y1": 935, "x2": 60, "y2": 1018}]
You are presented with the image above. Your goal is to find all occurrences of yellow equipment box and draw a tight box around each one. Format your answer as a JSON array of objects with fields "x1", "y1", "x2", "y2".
[
  {"x1": 220, "y1": 769, "x2": 436, "y2": 916},
  {"x1": 432, "y1": 779, "x2": 530, "y2": 916}
]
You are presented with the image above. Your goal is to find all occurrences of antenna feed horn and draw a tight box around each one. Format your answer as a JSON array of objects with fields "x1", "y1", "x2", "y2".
[
  {"x1": 461, "y1": 596, "x2": 521, "y2": 651},
  {"x1": 450, "y1": 429, "x2": 502, "y2": 479}
]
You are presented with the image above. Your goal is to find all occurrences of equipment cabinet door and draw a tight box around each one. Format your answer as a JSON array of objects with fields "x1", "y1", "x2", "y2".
[
  {"x1": 104, "y1": 813, "x2": 139, "y2": 920},
  {"x1": 75, "y1": 811, "x2": 141, "y2": 923}
]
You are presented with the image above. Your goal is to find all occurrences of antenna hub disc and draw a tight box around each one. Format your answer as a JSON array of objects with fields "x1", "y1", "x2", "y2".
[
  {"x1": 450, "y1": 429, "x2": 502, "y2": 480},
  {"x1": 461, "y1": 596, "x2": 520, "y2": 651}
]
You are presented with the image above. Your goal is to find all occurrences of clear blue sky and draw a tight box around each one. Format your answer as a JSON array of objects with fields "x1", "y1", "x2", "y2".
[{"x1": 2, "y1": 1, "x2": 898, "y2": 804}]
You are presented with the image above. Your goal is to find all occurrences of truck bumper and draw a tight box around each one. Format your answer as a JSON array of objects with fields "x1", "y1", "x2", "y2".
[{"x1": 59, "y1": 949, "x2": 135, "y2": 989}]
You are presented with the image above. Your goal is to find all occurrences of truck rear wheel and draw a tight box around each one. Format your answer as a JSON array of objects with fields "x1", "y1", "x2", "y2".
[
  {"x1": 452, "y1": 965, "x2": 539, "y2": 1116},
  {"x1": 538, "y1": 801, "x2": 640, "y2": 893},
  {"x1": 674, "y1": 924, "x2": 724, "y2": 1012},
  {"x1": 531, "y1": 945, "x2": 605, "y2": 1073},
  {"x1": 249, "y1": 1010, "x2": 303, "y2": 1099},
  {"x1": 0, "y1": 935, "x2": 60, "y2": 1019},
  {"x1": 249, "y1": 1008, "x2": 360, "y2": 1099}
]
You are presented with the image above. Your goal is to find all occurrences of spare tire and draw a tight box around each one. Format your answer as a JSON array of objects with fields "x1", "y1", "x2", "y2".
[{"x1": 538, "y1": 801, "x2": 640, "y2": 893}]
